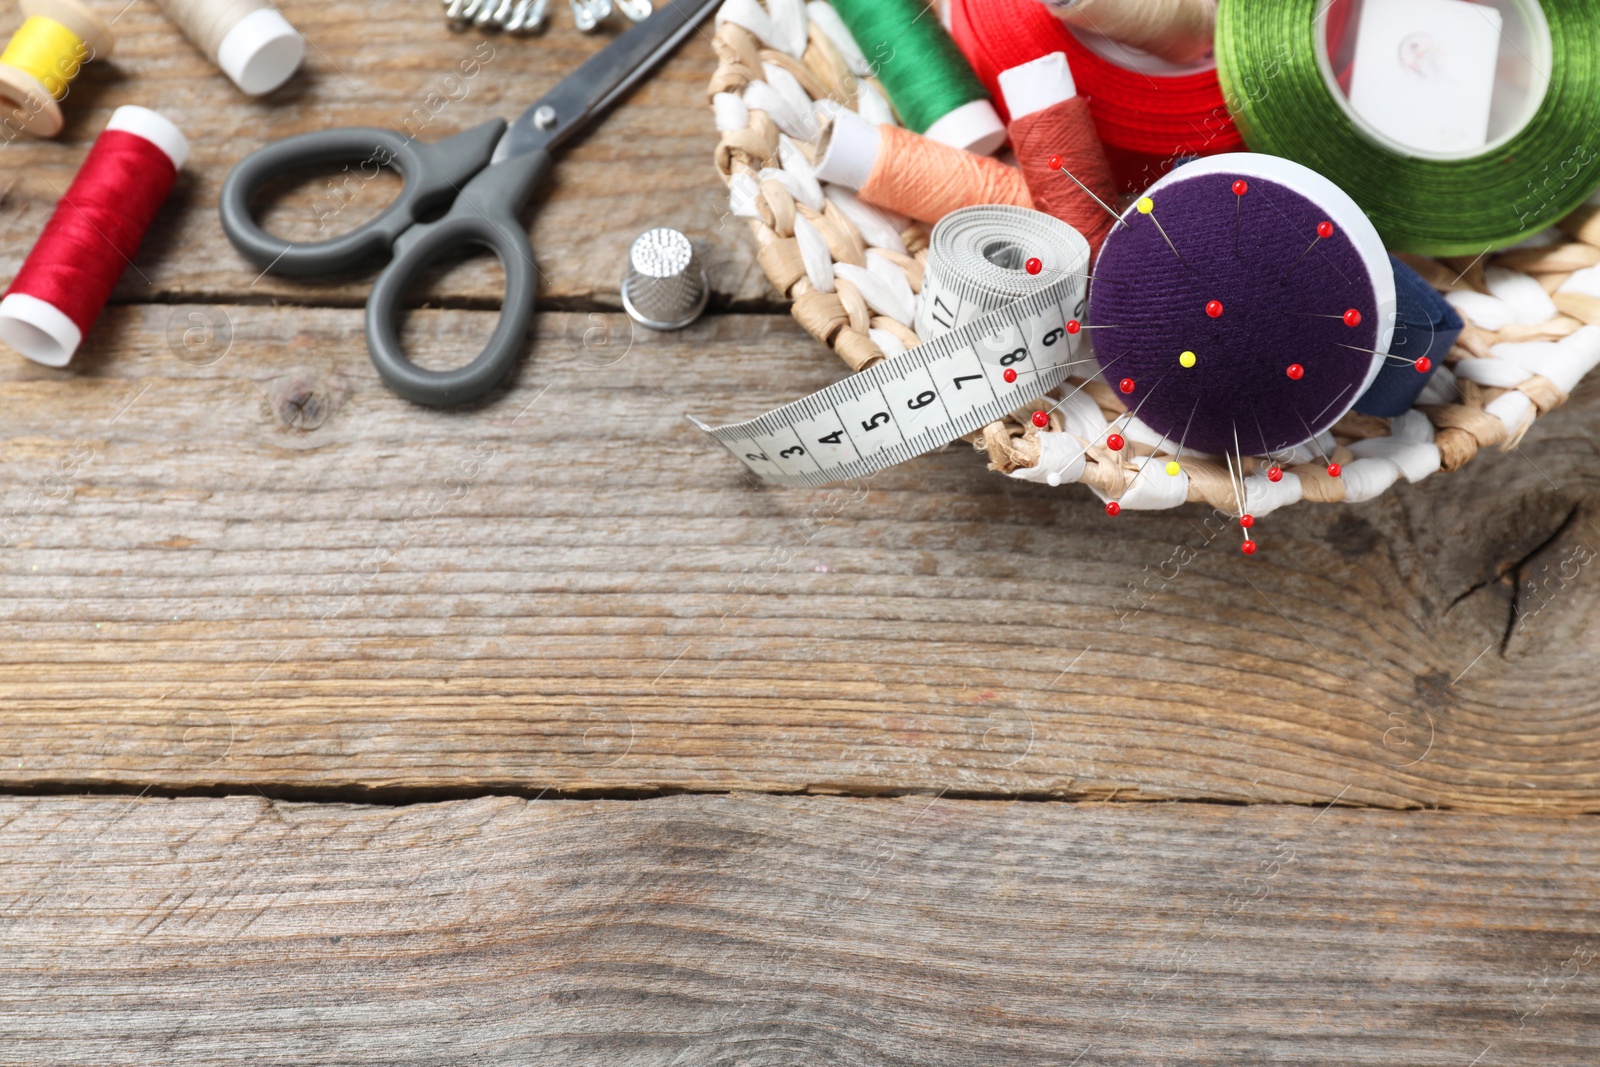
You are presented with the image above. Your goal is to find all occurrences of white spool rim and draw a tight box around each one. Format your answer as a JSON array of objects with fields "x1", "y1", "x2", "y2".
[
  {"x1": 0, "y1": 292, "x2": 83, "y2": 367},
  {"x1": 217, "y1": 7, "x2": 305, "y2": 96},
  {"x1": 921, "y1": 99, "x2": 1007, "y2": 157},
  {"x1": 1138, "y1": 152, "x2": 1398, "y2": 415},
  {"x1": 998, "y1": 52, "x2": 1077, "y2": 120},
  {"x1": 0, "y1": 64, "x2": 64, "y2": 137},
  {"x1": 21, "y1": 0, "x2": 115, "y2": 58},
  {"x1": 106, "y1": 105, "x2": 189, "y2": 170},
  {"x1": 815, "y1": 108, "x2": 880, "y2": 191}
]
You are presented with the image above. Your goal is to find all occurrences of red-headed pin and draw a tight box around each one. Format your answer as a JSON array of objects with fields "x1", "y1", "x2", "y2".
[
  {"x1": 1119, "y1": 377, "x2": 1136, "y2": 394},
  {"x1": 1343, "y1": 308, "x2": 1362, "y2": 327},
  {"x1": 1066, "y1": 319, "x2": 1081, "y2": 335},
  {"x1": 1031, "y1": 411, "x2": 1049, "y2": 428},
  {"x1": 1286, "y1": 220, "x2": 1336, "y2": 277},
  {"x1": 1205, "y1": 300, "x2": 1224, "y2": 318},
  {"x1": 1267, "y1": 465, "x2": 1283, "y2": 482},
  {"x1": 1232, "y1": 179, "x2": 1248, "y2": 254},
  {"x1": 1241, "y1": 539, "x2": 1258, "y2": 556},
  {"x1": 1026, "y1": 257, "x2": 1042, "y2": 276},
  {"x1": 1415, "y1": 356, "x2": 1433, "y2": 374},
  {"x1": 1107, "y1": 433, "x2": 1125, "y2": 451},
  {"x1": 1003, "y1": 367, "x2": 1018, "y2": 383},
  {"x1": 1049, "y1": 155, "x2": 1124, "y2": 228},
  {"x1": 1286, "y1": 363, "x2": 1304, "y2": 380},
  {"x1": 1106, "y1": 501, "x2": 1121, "y2": 517},
  {"x1": 1327, "y1": 462, "x2": 1342, "y2": 478},
  {"x1": 1240, "y1": 514, "x2": 1255, "y2": 529}
]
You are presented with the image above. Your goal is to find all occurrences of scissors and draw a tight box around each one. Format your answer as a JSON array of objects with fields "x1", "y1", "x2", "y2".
[{"x1": 220, "y1": 0, "x2": 720, "y2": 406}]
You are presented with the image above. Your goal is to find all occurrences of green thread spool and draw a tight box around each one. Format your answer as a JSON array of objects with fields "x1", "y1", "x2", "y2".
[
  {"x1": 1216, "y1": 0, "x2": 1600, "y2": 256},
  {"x1": 831, "y1": 0, "x2": 1006, "y2": 155}
]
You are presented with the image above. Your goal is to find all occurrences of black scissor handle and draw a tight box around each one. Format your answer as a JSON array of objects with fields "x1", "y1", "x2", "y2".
[
  {"x1": 366, "y1": 147, "x2": 552, "y2": 407},
  {"x1": 218, "y1": 121, "x2": 506, "y2": 277}
]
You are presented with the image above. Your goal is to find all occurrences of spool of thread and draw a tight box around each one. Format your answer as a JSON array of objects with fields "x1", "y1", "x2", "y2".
[
  {"x1": 1000, "y1": 52, "x2": 1116, "y2": 258},
  {"x1": 829, "y1": 0, "x2": 1007, "y2": 155},
  {"x1": 949, "y1": 0, "x2": 1243, "y2": 191},
  {"x1": 1088, "y1": 153, "x2": 1396, "y2": 457},
  {"x1": 156, "y1": 0, "x2": 304, "y2": 96},
  {"x1": 815, "y1": 107, "x2": 1032, "y2": 224},
  {"x1": 1216, "y1": 0, "x2": 1600, "y2": 255},
  {"x1": 0, "y1": 0, "x2": 114, "y2": 138},
  {"x1": 1032, "y1": 0, "x2": 1216, "y2": 68},
  {"x1": 0, "y1": 106, "x2": 188, "y2": 367}
]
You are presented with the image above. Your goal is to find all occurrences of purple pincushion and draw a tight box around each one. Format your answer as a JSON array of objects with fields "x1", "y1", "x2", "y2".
[{"x1": 1089, "y1": 171, "x2": 1380, "y2": 457}]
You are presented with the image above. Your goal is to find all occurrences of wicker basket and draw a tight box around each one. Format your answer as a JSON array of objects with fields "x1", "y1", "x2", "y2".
[{"x1": 705, "y1": 0, "x2": 1600, "y2": 515}]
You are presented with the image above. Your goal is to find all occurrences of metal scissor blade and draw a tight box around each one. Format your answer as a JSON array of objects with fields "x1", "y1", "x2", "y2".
[{"x1": 490, "y1": 0, "x2": 722, "y2": 164}]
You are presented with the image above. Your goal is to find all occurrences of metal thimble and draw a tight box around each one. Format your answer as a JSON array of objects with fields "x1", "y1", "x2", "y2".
[{"x1": 621, "y1": 228, "x2": 709, "y2": 331}]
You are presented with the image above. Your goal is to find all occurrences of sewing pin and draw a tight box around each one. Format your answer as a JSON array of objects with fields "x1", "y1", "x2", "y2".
[
  {"x1": 1136, "y1": 196, "x2": 1188, "y2": 266},
  {"x1": 1336, "y1": 342, "x2": 1432, "y2": 372},
  {"x1": 1281, "y1": 220, "x2": 1335, "y2": 280},
  {"x1": 1165, "y1": 399, "x2": 1200, "y2": 477},
  {"x1": 1048, "y1": 155, "x2": 1125, "y2": 229},
  {"x1": 1287, "y1": 308, "x2": 1363, "y2": 326},
  {"x1": 1291, "y1": 407, "x2": 1341, "y2": 478},
  {"x1": 1232, "y1": 179, "x2": 1247, "y2": 257}
]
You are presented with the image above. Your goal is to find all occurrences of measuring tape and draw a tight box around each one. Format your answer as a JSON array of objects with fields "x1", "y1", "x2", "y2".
[{"x1": 693, "y1": 206, "x2": 1091, "y2": 487}]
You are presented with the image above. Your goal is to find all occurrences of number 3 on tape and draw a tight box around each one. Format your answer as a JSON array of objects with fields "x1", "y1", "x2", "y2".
[{"x1": 690, "y1": 275, "x2": 1088, "y2": 487}]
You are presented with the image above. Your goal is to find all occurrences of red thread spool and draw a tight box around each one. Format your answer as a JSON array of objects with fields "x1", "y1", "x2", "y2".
[
  {"x1": 0, "y1": 106, "x2": 186, "y2": 366},
  {"x1": 1000, "y1": 53, "x2": 1117, "y2": 258},
  {"x1": 948, "y1": 0, "x2": 1243, "y2": 191}
]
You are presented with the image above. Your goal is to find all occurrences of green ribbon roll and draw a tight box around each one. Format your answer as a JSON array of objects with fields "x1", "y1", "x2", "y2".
[{"x1": 1215, "y1": 0, "x2": 1600, "y2": 255}]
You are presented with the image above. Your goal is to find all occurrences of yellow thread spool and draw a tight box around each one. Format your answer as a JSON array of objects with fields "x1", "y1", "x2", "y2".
[{"x1": 0, "y1": 0, "x2": 114, "y2": 138}]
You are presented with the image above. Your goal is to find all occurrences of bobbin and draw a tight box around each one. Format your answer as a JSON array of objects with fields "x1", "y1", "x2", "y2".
[{"x1": 0, "y1": 0, "x2": 114, "y2": 138}]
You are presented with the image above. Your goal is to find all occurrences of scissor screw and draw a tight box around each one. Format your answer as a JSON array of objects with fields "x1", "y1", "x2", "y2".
[{"x1": 533, "y1": 105, "x2": 558, "y2": 130}]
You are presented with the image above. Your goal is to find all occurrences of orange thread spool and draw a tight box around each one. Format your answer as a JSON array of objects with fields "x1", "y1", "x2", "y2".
[{"x1": 861, "y1": 124, "x2": 1032, "y2": 224}]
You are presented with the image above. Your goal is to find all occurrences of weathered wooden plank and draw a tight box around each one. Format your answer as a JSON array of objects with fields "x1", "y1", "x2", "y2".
[
  {"x1": 0, "y1": 793, "x2": 1594, "y2": 1065},
  {"x1": 0, "y1": 303, "x2": 1596, "y2": 809},
  {"x1": 0, "y1": 0, "x2": 767, "y2": 307}
]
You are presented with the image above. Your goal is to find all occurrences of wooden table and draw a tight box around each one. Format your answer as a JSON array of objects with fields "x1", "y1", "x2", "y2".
[{"x1": 2, "y1": 3, "x2": 1597, "y2": 1062}]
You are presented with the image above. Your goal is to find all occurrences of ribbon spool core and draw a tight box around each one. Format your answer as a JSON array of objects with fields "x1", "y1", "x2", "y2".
[
  {"x1": 0, "y1": 0, "x2": 113, "y2": 137},
  {"x1": 1068, "y1": 24, "x2": 1216, "y2": 77},
  {"x1": 1314, "y1": 0, "x2": 1550, "y2": 162},
  {"x1": 982, "y1": 239, "x2": 1027, "y2": 270}
]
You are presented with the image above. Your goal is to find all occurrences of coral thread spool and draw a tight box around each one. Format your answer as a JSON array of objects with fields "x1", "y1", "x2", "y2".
[
  {"x1": 0, "y1": 106, "x2": 187, "y2": 366},
  {"x1": 0, "y1": 0, "x2": 114, "y2": 138}
]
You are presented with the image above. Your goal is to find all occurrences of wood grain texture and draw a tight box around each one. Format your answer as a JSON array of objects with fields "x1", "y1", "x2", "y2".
[
  {"x1": 0, "y1": 303, "x2": 1596, "y2": 809},
  {"x1": 0, "y1": 0, "x2": 773, "y2": 308},
  {"x1": 0, "y1": 792, "x2": 1596, "y2": 1065}
]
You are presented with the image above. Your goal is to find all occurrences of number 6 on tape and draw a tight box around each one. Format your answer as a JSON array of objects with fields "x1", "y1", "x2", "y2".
[{"x1": 690, "y1": 275, "x2": 1088, "y2": 487}]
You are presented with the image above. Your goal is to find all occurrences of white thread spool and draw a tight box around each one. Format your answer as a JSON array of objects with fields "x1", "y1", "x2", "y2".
[{"x1": 156, "y1": 0, "x2": 304, "y2": 96}]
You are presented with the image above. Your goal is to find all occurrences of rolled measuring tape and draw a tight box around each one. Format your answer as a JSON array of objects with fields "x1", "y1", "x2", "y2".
[
  {"x1": 1216, "y1": 0, "x2": 1600, "y2": 255},
  {"x1": 694, "y1": 206, "x2": 1091, "y2": 486}
]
